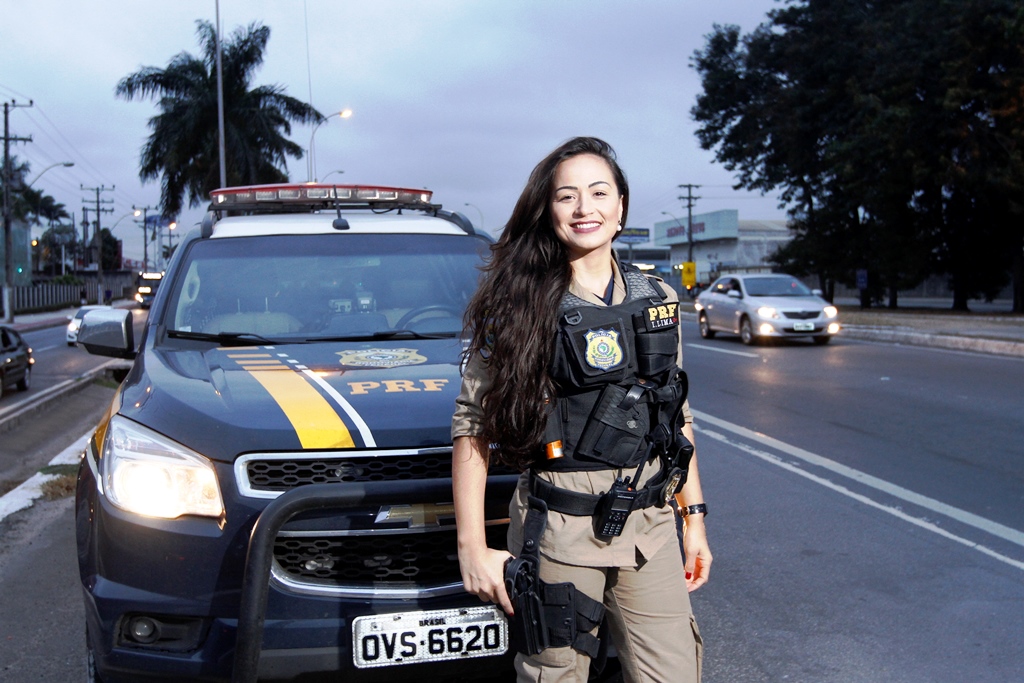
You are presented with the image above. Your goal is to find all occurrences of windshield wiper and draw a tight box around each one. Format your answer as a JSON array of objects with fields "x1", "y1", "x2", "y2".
[
  {"x1": 304, "y1": 329, "x2": 457, "y2": 342},
  {"x1": 167, "y1": 329, "x2": 279, "y2": 346}
]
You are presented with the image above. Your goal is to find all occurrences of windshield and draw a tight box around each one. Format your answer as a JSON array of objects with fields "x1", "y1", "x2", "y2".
[
  {"x1": 743, "y1": 276, "x2": 813, "y2": 297},
  {"x1": 162, "y1": 233, "x2": 487, "y2": 340}
]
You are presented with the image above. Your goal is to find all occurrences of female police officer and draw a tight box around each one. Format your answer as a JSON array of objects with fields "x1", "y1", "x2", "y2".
[{"x1": 452, "y1": 137, "x2": 710, "y2": 682}]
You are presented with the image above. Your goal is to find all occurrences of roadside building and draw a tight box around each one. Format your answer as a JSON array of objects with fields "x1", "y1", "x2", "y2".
[{"x1": 653, "y1": 209, "x2": 790, "y2": 288}]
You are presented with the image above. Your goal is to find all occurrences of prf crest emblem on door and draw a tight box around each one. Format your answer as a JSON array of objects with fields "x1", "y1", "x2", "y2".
[{"x1": 584, "y1": 329, "x2": 623, "y2": 370}]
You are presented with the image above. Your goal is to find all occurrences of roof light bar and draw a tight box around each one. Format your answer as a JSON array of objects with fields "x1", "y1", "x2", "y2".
[{"x1": 210, "y1": 184, "x2": 433, "y2": 208}]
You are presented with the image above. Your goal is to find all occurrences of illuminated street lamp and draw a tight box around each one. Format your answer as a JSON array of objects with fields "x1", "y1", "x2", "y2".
[{"x1": 308, "y1": 109, "x2": 353, "y2": 182}]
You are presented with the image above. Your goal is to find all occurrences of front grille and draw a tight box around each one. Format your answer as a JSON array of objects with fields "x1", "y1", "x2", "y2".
[
  {"x1": 274, "y1": 523, "x2": 508, "y2": 587},
  {"x1": 782, "y1": 310, "x2": 819, "y2": 320},
  {"x1": 245, "y1": 453, "x2": 518, "y2": 493},
  {"x1": 248, "y1": 454, "x2": 453, "y2": 490}
]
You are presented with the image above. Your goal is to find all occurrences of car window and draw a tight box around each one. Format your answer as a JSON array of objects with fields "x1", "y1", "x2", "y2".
[
  {"x1": 0, "y1": 329, "x2": 10, "y2": 349},
  {"x1": 712, "y1": 279, "x2": 730, "y2": 294},
  {"x1": 744, "y1": 276, "x2": 812, "y2": 297},
  {"x1": 163, "y1": 233, "x2": 488, "y2": 338}
]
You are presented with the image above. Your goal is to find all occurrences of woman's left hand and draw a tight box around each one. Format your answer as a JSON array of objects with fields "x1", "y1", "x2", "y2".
[{"x1": 681, "y1": 513, "x2": 712, "y2": 592}]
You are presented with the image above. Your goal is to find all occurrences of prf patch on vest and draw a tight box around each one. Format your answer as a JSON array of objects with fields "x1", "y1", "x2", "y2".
[
  {"x1": 584, "y1": 328, "x2": 624, "y2": 370},
  {"x1": 642, "y1": 303, "x2": 679, "y2": 332}
]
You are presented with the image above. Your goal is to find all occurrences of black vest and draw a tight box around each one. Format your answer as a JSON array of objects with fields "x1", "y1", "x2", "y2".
[{"x1": 539, "y1": 265, "x2": 688, "y2": 472}]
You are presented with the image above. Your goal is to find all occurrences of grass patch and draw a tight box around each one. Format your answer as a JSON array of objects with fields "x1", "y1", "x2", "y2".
[
  {"x1": 41, "y1": 474, "x2": 77, "y2": 500},
  {"x1": 39, "y1": 464, "x2": 79, "y2": 477}
]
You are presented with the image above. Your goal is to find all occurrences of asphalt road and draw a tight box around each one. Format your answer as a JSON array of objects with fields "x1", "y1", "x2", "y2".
[{"x1": 1, "y1": 324, "x2": 1022, "y2": 682}]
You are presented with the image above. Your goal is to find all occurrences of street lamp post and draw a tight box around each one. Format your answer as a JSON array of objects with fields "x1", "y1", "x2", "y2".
[
  {"x1": 308, "y1": 109, "x2": 352, "y2": 182},
  {"x1": 464, "y1": 203, "x2": 484, "y2": 232},
  {"x1": 320, "y1": 169, "x2": 345, "y2": 183}
]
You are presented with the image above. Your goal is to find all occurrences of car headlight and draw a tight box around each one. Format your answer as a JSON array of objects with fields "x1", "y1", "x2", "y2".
[
  {"x1": 823, "y1": 306, "x2": 838, "y2": 318},
  {"x1": 102, "y1": 415, "x2": 224, "y2": 519},
  {"x1": 68, "y1": 320, "x2": 81, "y2": 332},
  {"x1": 756, "y1": 306, "x2": 779, "y2": 319}
]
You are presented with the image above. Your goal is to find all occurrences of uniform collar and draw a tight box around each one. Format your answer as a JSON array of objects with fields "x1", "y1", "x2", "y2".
[{"x1": 568, "y1": 254, "x2": 626, "y2": 306}]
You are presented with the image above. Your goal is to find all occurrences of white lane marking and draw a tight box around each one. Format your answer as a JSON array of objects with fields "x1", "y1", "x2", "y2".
[
  {"x1": 32, "y1": 344, "x2": 61, "y2": 353},
  {"x1": 686, "y1": 344, "x2": 759, "y2": 358},
  {"x1": 696, "y1": 427, "x2": 1024, "y2": 573},
  {"x1": 694, "y1": 409, "x2": 1024, "y2": 550},
  {"x1": 0, "y1": 434, "x2": 88, "y2": 523}
]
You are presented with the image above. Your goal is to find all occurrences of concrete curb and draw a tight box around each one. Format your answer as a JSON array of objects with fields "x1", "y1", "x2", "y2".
[
  {"x1": 841, "y1": 325, "x2": 1024, "y2": 358},
  {"x1": 0, "y1": 360, "x2": 126, "y2": 435},
  {"x1": 0, "y1": 433, "x2": 88, "y2": 524}
]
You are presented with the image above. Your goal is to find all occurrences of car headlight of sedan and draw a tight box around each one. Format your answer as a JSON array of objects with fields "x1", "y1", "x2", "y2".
[
  {"x1": 102, "y1": 415, "x2": 224, "y2": 519},
  {"x1": 756, "y1": 306, "x2": 779, "y2": 319},
  {"x1": 823, "y1": 306, "x2": 838, "y2": 318}
]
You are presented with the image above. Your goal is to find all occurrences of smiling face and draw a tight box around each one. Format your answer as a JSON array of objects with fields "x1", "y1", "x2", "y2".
[{"x1": 550, "y1": 153, "x2": 624, "y2": 260}]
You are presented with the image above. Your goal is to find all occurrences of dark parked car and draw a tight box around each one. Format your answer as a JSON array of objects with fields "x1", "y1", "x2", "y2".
[{"x1": 0, "y1": 325, "x2": 33, "y2": 396}]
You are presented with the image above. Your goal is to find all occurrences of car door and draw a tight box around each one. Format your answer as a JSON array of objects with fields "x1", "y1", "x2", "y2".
[{"x1": 713, "y1": 278, "x2": 743, "y2": 332}]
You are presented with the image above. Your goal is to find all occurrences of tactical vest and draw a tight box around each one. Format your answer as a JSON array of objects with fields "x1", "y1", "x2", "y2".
[{"x1": 538, "y1": 265, "x2": 688, "y2": 472}]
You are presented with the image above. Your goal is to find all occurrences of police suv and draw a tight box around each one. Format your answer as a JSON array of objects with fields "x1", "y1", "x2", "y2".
[{"x1": 74, "y1": 184, "x2": 518, "y2": 682}]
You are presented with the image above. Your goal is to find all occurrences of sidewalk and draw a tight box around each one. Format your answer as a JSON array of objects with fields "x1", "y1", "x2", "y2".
[
  {"x1": 678, "y1": 301, "x2": 1024, "y2": 358},
  {"x1": 7, "y1": 299, "x2": 136, "y2": 333}
]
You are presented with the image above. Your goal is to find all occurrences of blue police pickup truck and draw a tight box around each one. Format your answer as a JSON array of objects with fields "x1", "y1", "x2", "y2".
[{"x1": 74, "y1": 184, "x2": 518, "y2": 682}]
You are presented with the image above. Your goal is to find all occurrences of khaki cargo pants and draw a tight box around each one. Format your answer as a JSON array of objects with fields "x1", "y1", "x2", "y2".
[{"x1": 514, "y1": 538, "x2": 703, "y2": 683}]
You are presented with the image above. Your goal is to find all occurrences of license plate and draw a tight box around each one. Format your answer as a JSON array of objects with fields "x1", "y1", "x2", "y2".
[
  {"x1": 352, "y1": 605, "x2": 508, "y2": 668},
  {"x1": 793, "y1": 321, "x2": 815, "y2": 331}
]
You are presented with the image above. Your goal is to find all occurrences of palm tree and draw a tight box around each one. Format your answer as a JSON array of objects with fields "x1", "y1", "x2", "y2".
[{"x1": 116, "y1": 20, "x2": 323, "y2": 217}]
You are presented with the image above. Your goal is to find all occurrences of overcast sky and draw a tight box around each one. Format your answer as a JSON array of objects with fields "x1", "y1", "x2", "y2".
[{"x1": 2, "y1": 0, "x2": 784, "y2": 263}]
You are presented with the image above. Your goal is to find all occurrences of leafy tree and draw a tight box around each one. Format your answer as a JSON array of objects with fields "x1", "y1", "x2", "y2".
[
  {"x1": 692, "y1": 0, "x2": 1024, "y2": 311},
  {"x1": 116, "y1": 20, "x2": 323, "y2": 217}
]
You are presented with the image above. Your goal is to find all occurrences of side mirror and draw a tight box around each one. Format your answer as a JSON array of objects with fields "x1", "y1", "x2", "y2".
[
  {"x1": 812, "y1": 289, "x2": 823, "y2": 297},
  {"x1": 78, "y1": 309, "x2": 136, "y2": 360},
  {"x1": 727, "y1": 289, "x2": 742, "y2": 299}
]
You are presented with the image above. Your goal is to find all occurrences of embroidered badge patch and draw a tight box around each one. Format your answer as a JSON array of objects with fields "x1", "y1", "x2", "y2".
[
  {"x1": 584, "y1": 329, "x2": 624, "y2": 370},
  {"x1": 336, "y1": 348, "x2": 427, "y2": 368},
  {"x1": 643, "y1": 303, "x2": 679, "y2": 332}
]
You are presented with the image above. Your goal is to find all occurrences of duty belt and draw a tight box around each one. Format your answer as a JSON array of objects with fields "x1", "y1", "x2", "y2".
[{"x1": 528, "y1": 463, "x2": 682, "y2": 517}]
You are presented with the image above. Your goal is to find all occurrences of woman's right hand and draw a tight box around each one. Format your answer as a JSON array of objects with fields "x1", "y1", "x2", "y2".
[{"x1": 458, "y1": 546, "x2": 515, "y2": 615}]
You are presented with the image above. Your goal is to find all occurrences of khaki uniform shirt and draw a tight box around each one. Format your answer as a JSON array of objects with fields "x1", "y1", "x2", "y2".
[{"x1": 452, "y1": 259, "x2": 692, "y2": 568}]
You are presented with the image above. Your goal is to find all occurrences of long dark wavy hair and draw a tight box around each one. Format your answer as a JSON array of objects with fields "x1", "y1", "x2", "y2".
[{"x1": 463, "y1": 137, "x2": 630, "y2": 469}]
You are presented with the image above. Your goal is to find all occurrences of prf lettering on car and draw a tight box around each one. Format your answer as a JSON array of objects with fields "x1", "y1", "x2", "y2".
[{"x1": 72, "y1": 182, "x2": 518, "y2": 682}]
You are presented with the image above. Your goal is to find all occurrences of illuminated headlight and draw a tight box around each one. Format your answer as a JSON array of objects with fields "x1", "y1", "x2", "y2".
[
  {"x1": 102, "y1": 415, "x2": 224, "y2": 519},
  {"x1": 68, "y1": 320, "x2": 81, "y2": 333},
  {"x1": 756, "y1": 306, "x2": 779, "y2": 319},
  {"x1": 135, "y1": 293, "x2": 144, "y2": 303},
  {"x1": 759, "y1": 323, "x2": 775, "y2": 334},
  {"x1": 693, "y1": 302, "x2": 704, "y2": 312},
  {"x1": 828, "y1": 322, "x2": 841, "y2": 334},
  {"x1": 823, "y1": 306, "x2": 838, "y2": 318}
]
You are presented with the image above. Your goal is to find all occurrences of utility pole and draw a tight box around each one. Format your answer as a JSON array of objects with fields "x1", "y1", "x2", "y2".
[
  {"x1": 678, "y1": 184, "x2": 702, "y2": 264},
  {"x1": 133, "y1": 204, "x2": 155, "y2": 271},
  {"x1": 82, "y1": 184, "x2": 114, "y2": 303},
  {"x1": 2, "y1": 99, "x2": 33, "y2": 323}
]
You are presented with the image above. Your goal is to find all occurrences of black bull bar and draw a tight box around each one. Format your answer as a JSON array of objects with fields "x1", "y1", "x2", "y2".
[{"x1": 231, "y1": 476, "x2": 520, "y2": 683}]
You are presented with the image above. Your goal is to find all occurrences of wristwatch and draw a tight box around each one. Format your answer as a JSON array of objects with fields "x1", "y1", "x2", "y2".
[{"x1": 682, "y1": 503, "x2": 708, "y2": 517}]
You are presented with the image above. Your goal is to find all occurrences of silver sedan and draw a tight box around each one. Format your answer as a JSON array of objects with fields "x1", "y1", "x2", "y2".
[{"x1": 695, "y1": 273, "x2": 840, "y2": 345}]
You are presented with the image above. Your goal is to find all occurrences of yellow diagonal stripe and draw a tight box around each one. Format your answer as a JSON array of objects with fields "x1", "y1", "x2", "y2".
[{"x1": 246, "y1": 368, "x2": 355, "y2": 449}]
